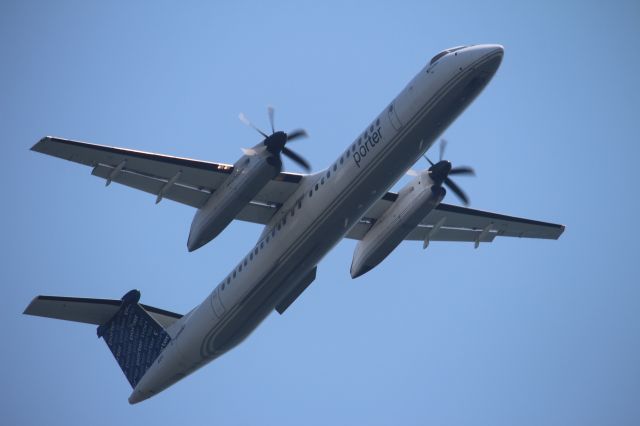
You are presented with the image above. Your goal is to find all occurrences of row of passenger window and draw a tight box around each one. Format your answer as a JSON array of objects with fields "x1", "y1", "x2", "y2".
[
  {"x1": 219, "y1": 117, "x2": 382, "y2": 292},
  {"x1": 219, "y1": 194, "x2": 305, "y2": 291}
]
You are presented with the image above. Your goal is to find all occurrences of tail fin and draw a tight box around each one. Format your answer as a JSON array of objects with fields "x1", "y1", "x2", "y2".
[
  {"x1": 24, "y1": 289, "x2": 181, "y2": 389},
  {"x1": 96, "y1": 290, "x2": 171, "y2": 388}
]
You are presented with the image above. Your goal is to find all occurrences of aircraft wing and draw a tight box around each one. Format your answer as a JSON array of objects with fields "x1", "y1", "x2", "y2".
[
  {"x1": 32, "y1": 136, "x2": 303, "y2": 224},
  {"x1": 347, "y1": 192, "x2": 564, "y2": 246}
]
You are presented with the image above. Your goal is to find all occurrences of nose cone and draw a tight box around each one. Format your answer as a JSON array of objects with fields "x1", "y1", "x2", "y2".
[
  {"x1": 479, "y1": 44, "x2": 504, "y2": 56},
  {"x1": 461, "y1": 44, "x2": 503, "y2": 59},
  {"x1": 458, "y1": 43, "x2": 503, "y2": 62}
]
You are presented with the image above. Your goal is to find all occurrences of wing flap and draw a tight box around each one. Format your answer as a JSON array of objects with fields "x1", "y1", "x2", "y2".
[
  {"x1": 93, "y1": 164, "x2": 277, "y2": 224},
  {"x1": 346, "y1": 222, "x2": 497, "y2": 243},
  {"x1": 92, "y1": 164, "x2": 210, "y2": 208},
  {"x1": 404, "y1": 226, "x2": 497, "y2": 242}
]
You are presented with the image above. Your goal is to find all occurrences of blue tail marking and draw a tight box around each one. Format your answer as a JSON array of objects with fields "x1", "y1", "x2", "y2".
[{"x1": 97, "y1": 290, "x2": 171, "y2": 388}]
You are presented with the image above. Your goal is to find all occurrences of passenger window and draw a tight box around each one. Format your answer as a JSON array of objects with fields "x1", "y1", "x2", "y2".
[
  {"x1": 250, "y1": 253, "x2": 253, "y2": 260},
  {"x1": 277, "y1": 223, "x2": 281, "y2": 231},
  {"x1": 255, "y1": 247, "x2": 259, "y2": 255},
  {"x1": 309, "y1": 190, "x2": 312, "y2": 197},
  {"x1": 221, "y1": 283, "x2": 225, "y2": 290},
  {"x1": 233, "y1": 271, "x2": 236, "y2": 278},
  {"x1": 227, "y1": 277, "x2": 231, "y2": 284},
  {"x1": 340, "y1": 157, "x2": 344, "y2": 164},
  {"x1": 315, "y1": 183, "x2": 319, "y2": 191},
  {"x1": 333, "y1": 163, "x2": 337, "y2": 171},
  {"x1": 351, "y1": 144, "x2": 356, "y2": 153},
  {"x1": 358, "y1": 137, "x2": 362, "y2": 146},
  {"x1": 326, "y1": 171, "x2": 330, "y2": 178},
  {"x1": 321, "y1": 177, "x2": 325, "y2": 185},
  {"x1": 290, "y1": 209, "x2": 294, "y2": 217},
  {"x1": 376, "y1": 118, "x2": 380, "y2": 126},
  {"x1": 244, "y1": 258, "x2": 247, "y2": 266},
  {"x1": 369, "y1": 125, "x2": 374, "y2": 132}
]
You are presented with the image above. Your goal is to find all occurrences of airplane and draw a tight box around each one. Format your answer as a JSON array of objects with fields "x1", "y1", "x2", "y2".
[{"x1": 23, "y1": 44, "x2": 564, "y2": 404}]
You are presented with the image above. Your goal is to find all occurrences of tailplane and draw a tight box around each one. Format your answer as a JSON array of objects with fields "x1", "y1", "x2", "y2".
[{"x1": 24, "y1": 289, "x2": 182, "y2": 389}]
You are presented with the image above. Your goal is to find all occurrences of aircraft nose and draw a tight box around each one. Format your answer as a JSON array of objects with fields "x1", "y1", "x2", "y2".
[
  {"x1": 484, "y1": 44, "x2": 504, "y2": 57},
  {"x1": 463, "y1": 44, "x2": 504, "y2": 58}
]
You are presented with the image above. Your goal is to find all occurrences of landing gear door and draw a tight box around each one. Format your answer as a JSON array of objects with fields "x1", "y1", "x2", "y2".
[{"x1": 388, "y1": 103, "x2": 403, "y2": 131}]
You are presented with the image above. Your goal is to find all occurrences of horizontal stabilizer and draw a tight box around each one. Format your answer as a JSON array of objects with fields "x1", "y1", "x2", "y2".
[{"x1": 24, "y1": 294, "x2": 182, "y2": 328}]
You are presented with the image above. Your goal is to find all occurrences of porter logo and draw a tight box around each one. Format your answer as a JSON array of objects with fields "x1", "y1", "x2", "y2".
[{"x1": 353, "y1": 126, "x2": 383, "y2": 168}]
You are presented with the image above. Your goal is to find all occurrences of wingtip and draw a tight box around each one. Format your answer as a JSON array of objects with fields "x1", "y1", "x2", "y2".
[
  {"x1": 22, "y1": 295, "x2": 41, "y2": 316},
  {"x1": 30, "y1": 136, "x2": 51, "y2": 152},
  {"x1": 557, "y1": 224, "x2": 566, "y2": 238}
]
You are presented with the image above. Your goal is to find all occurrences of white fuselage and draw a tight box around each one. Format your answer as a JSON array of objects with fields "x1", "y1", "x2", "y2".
[{"x1": 129, "y1": 44, "x2": 504, "y2": 404}]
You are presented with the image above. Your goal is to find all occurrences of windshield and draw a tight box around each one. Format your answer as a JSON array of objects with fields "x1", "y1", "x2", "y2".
[{"x1": 429, "y1": 46, "x2": 467, "y2": 65}]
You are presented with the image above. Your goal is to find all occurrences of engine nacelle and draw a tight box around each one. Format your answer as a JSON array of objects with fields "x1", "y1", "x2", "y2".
[
  {"x1": 187, "y1": 149, "x2": 279, "y2": 251},
  {"x1": 350, "y1": 172, "x2": 445, "y2": 278}
]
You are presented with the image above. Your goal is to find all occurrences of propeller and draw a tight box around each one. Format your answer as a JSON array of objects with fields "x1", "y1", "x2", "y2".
[
  {"x1": 424, "y1": 139, "x2": 475, "y2": 206},
  {"x1": 239, "y1": 106, "x2": 311, "y2": 172}
]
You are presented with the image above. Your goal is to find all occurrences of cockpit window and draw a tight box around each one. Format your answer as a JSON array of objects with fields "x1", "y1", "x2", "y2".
[
  {"x1": 429, "y1": 46, "x2": 467, "y2": 65},
  {"x1": 447, "y1": 46, "x2": 466, "y2": 53},
  {"x1": 429, "y1": 51, "x2": 448, "y2": 66}
]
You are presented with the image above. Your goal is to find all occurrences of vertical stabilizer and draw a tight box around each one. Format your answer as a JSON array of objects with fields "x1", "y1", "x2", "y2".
[{"x1": 96, "y1": 290, "x2": 171, "y2": 388}]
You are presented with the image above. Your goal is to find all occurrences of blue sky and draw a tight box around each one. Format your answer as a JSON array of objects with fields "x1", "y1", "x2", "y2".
[{"x1": 2, "y1": 1, "x2": 639, "y2": 425}]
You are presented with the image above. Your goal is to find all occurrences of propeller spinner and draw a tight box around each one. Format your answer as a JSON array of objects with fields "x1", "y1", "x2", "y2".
[
  {"x1": 425, "y1": 139, "x2": 475, "y2": 205},
  {"x1": 239, "y1": 106, "x2": 311, "y2": 172}
]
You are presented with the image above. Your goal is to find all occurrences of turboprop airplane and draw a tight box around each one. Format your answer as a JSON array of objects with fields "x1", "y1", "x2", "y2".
[{"x1": 24, "y1": 44, "x2": 564, "y2": 404}]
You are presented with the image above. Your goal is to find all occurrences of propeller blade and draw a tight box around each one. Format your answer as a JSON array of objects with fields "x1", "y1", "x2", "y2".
[
  {"x1": 422, "y1": 155, "x2": 434, "y2": 166},
  {"x1": 287, "y1": 129, "x2": 308, "y2": 141},
  {"x1": 239, "y1": 113, "x2": 268, "y2": 138},
  {"x1": 439, "y1": 138, "x2": 448, "y2": 162},
  {"x1": 449, "y1": 166, "x2": 475, "y2": 176},
  {"x1": 267, "y1": 105, "x2": 275, "y2": 134},
  {"x1": 282, "y1": 146, "x2": 311, "y2": 171},
  {"x1": 444, "y1": 177, "x2": 469, "y2": 205}
]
